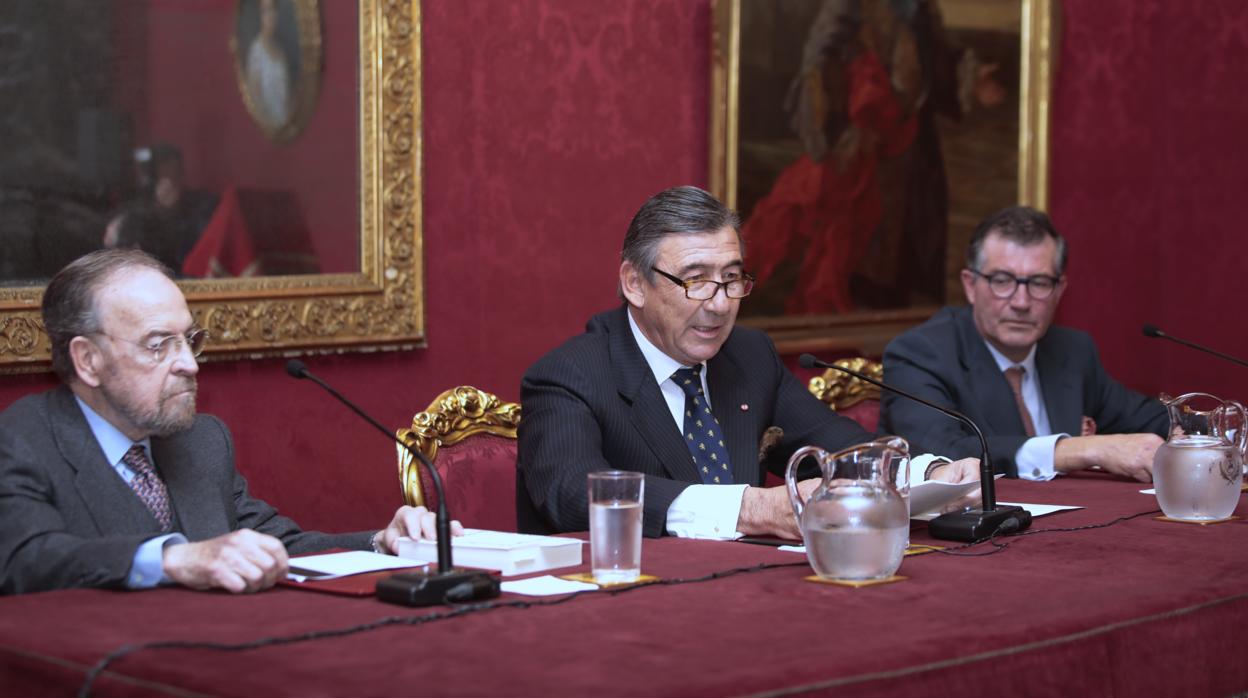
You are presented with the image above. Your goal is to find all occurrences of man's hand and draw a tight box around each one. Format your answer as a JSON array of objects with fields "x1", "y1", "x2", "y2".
[
  {"x1": 736, "y1": 480, "x2": 817, "y2": 540},
  {"x1": 926, "y1": 457, "x2": 983, "y2": 511},
  {"x1": 1055, "y1": 434, "x2": 1163, "y2": 482},
  {"x1": 374, "y1": 505, "x2": 465, "y2": 555},
  {"x1": 162, "y1": 529, "x2": 288, "y2": 594}
]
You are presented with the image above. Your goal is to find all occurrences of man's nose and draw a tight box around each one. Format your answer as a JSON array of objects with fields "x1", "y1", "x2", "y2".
[
  {"x1": 170, "y1": 341, "x2": 200, "y2": 376},
  {"x1": 703, "y1": 284, "x2": 733, "y2": 313}
]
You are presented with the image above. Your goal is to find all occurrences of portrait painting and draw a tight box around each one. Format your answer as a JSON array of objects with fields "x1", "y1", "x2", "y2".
[
  {"x1": 231, "y1": 0, "x2": 323, "y2": 144},
  {"x1": 711, "y1": 0, "x2": 1056, "y2": 353}
]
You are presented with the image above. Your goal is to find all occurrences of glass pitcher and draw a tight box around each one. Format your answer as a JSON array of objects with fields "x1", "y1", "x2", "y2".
[
  {"x1": 1152, "y1": 392, "x2": 1246, "y2": 521},
  {"x1": 786, "y1": 437, "x2": 910, "y2": 581}
]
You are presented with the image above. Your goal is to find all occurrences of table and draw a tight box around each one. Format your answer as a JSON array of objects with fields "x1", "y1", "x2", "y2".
[{"x1": 1, "y1": 476, "x2": 1245, "y2": 697}]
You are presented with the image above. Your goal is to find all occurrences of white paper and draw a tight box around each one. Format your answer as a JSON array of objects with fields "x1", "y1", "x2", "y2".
[
  {"x1": 908, "y1": 499, "x2": 1080, "y2": 522},
  {"x1": 401, "y1": 529, "x2": 583, "y2": 552},
  {"x1": 287, "y1": 551, "x2": 426, "y2": 582},
  {"x1": 908, "y1": 474, "x2": 1003, "y2": 519},
  {"x1": 1140, "y1": 488, "x2": 1156, "y2": 495},
  {"x1": 500, "y1": 575, "x2": 598, "y2": 596}
]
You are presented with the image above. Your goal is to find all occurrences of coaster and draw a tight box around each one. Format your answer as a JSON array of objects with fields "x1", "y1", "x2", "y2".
[
  {"x1": 1154, "y1": 515, "x2": 1241, "y2": 525},
  {"x1": 1241, "y1": 483, "x2": 1248, "y2": 492},
  {"x1": 904, "y1": 543, "x2": 944, "y2": 556},
  {"x1": 559, "y1": 573, "x2": 660, "y2": 588},
  {"x1": 804, "y1": 574, "x2": 906, "y2": 588}
]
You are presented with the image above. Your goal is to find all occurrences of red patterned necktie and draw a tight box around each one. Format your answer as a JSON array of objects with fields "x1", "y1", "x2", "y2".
[
  {"x1": 122, "y1": 444, "x2": 173, "y2": 532},
  {"x1": 1003, "y1": 366, "x2": 1037, "y2": 438}
]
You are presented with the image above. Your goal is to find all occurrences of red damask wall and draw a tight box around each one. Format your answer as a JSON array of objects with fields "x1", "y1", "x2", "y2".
[{"x1": 1, "y1": 0, "x2": 1244, "y2": 533}]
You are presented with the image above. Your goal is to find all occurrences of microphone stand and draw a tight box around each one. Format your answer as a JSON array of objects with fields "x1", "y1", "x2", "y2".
[
  {"x1": 1142, "y1": 324, "x2": 1248, "y2": 369},
  {"x1": 286, "y1": 360, "x2": 499, "y2": 606},
  {"x1": 800, "y1": 354, "x2": 1031, "y2": 542}
]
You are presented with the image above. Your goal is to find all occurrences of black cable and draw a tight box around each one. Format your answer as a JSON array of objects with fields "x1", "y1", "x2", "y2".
[
  {"x1": 78, "y1": 560, "x2": 810, "y2": 697},
  {"x1": 929, "y1": 507, "x2": 1163, "y2": 557}
]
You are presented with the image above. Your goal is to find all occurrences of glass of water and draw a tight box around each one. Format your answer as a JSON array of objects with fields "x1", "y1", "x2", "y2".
[{"x1": 588, "y1": 470, "x2": 644, "y2": 584}]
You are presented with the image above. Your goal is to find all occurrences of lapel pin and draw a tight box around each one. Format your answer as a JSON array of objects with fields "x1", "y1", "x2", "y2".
[{"x1": 740, "y1": 404, "x2": 749, "y2": 411}]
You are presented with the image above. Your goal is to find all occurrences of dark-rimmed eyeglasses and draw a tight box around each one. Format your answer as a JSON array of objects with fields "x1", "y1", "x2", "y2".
[
  {"x1": 652, "y1": 267, "x2": 755, "y2": 300},
  {"x1": 968, "y1": 269, "x2": 1061, "y2": 300},
  {"x1": 92, "y1": 328, "x2": 209, "y2": 365}
]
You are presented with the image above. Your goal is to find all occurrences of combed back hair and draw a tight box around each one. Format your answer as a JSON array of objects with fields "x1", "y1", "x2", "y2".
[
  {"x1": 621, "y1": 186, "x2": 742, "y2": 287},
  {"x1": 966, "y1": 205, "x2": 1067, "y2": 276},
  {"x1": 42, "y1": 249, "x2": 175, "y2": 383}
]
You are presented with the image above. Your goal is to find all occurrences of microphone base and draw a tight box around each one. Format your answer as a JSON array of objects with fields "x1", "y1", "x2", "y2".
[
  {"x1": 928, "y1": 505, "x2": 1032, "y2": 542},
  {"x1": 376, "y1": 568, "x2": 500, "y2": 607}
]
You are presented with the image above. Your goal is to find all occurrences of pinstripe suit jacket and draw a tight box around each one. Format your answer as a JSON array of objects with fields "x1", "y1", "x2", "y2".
[
  {"x1": 516, "y1": 306, "x2": 873, "y2": 537},
  {"x1": 0, "y1": 386, "x2": 371, "y2": 594}
]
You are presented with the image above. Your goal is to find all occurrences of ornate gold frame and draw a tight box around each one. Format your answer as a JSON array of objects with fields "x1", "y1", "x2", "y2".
[
  {"x1": 709, "y1": 0, "x2": 1058, "y2": 355},
  {"x1": 230, "y1": 0, "x2": 324, "y2": 145},
  {"x1": 0, "y1": 0, "x2": 424, "y2": 373}
]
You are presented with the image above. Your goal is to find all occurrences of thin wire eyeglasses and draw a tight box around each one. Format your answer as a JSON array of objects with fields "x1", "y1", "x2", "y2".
[
  {"x1": 92, "y1": 328, "x2": 209, "y2": 364},
  {"x1": 651, "y1": 267, "x2": 755, "y2": 300},
  {"x1": 968, "y1": 269, "x2": 1061, "y2": 300}
]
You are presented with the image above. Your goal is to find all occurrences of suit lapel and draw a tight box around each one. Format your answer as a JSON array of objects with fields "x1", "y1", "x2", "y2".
[
  {"x1": 1035, "y1": 336, "x2": 1083, "y2": 435},
  {"x1": 955, "y1": 308, "x2": 1030, "y2": 437},
  {"x1": 151, "y1": 433, "x2": 225, "y2": 540},
  {"x1": 707, "y1": 344, "x2": 759, "y2": 486},
  {"x1": 607, "y1": 308, "x2": 703, "y2": 483},
  {"x1": 48, "y1": 388, "x2": 161, "y2": 535}
]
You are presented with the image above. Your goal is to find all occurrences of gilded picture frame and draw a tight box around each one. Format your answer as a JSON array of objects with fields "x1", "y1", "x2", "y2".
[
  {"x1": 0, "y1": 0, "x2": 425, "y2": 373},
  {"x1": 710, "y1": 0, "x2": 1057, "y2": 355},
  {"x1": 231, "y1": 0, "x2": 323, "y2": 145}
]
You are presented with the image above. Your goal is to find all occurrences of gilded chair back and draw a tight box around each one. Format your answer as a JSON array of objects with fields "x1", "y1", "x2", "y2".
[
  {"x1": 807, "y1": 357, "x2": 884, "y2": 431},
  {"x1": 396, "y1": 386, "x2": 521, "y2": 530}
]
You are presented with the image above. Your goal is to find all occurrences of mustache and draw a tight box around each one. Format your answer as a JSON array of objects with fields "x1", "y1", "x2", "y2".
[{"x1": 162, "y1": 379, "x2": 198, "y2": 399}]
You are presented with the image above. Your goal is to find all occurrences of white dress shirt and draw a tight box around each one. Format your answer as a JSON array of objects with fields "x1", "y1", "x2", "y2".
[{"x1": 980, "y1": 341, "x2": 1070, "y2": 480}]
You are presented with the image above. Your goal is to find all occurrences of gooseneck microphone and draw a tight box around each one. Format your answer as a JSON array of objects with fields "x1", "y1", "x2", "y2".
[
  {"x1": 285, "y1": 360, "x2": 498, "y2": 605},
  {"x1": 1142, "y1": 324, "x2": 1248, "y2": 369},
  {"x1": 799, "y1": 354, "x2": 1031, "y2": 542}
]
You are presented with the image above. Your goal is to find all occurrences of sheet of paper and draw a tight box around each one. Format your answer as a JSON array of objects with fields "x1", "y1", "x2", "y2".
[
  {"x1": 287, "y1": 551, "x2": 426, "y2": 582},
  {"x1": 500, "y1": 575, "x2": 598, "y2": 596},
  {"x1": 908, "y1": 500, "x2": 1081, "y2": 522},
  {"x1": 1140, "y1": 488, "x2": 1156, "y2": 495},
  {"x1": 908, "y1": 474, "x2": 1002, "y2": 518}
]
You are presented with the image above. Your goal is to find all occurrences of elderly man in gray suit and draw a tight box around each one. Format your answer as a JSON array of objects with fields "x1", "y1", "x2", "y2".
[{"x1": 0, "y1": 249, "x2": 449, "y2": 595}]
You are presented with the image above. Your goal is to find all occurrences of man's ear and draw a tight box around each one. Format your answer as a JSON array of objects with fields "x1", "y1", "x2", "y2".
[
  {"x1": 960, "y1": 268, "x2": 976, "y2": 305},
  {"x1": 68, "y1": 336, "x2": 105, "y2": 388},
  {"x1": 620, "y1": 261, "x2": 647, "y2": 308}
]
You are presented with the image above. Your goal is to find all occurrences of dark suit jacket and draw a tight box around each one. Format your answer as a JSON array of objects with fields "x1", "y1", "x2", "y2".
[
  {"x1": 881, "y1": 306, "x2": 1167, "y2": 477},
  {"x1": 0, "y1": 386, "x2": 371, "y2": 594},
  {"x1": 517, "y1": 306, "x2": 874, "y2": 537}
]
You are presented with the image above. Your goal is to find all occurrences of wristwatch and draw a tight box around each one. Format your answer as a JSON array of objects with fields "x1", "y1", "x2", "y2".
[{"x1": 370, "y1": 531, "x2": 386, "y2": 555}]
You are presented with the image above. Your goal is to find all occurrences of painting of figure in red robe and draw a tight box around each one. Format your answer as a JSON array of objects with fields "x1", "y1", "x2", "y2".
[{"x1": 725, "y1": 0, "x2": 1031, "y2": 323}]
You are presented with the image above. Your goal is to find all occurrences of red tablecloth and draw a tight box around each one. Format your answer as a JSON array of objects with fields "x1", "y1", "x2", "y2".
[{"x1": 1, "y1": 476, "x2": 1245, "y2": 697}]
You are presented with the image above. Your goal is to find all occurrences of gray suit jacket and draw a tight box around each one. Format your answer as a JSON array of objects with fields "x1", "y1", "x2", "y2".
[
  {"x1": 881, "y1": 306, "x2": 1168, "y2": 477},
  {"x1": 516, "y1": 306, "x2": 875, "y2": 537},
  {"x1": 0, "y1": 386, "x2": 371, "y2": 594}
]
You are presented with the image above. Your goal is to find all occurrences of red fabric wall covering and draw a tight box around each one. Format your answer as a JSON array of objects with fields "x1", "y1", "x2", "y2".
[{"x1": 2, "y1": 0, "x2": 1244, "y2": 532}]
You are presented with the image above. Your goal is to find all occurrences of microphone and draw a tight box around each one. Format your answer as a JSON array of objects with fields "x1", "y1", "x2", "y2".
[
  {"x1": 1142, "y1": 324, "x2": 1248, "y2": 369},
  {"x1": 799, "y1": 354, "x2": 1031, "y2": 542},
  {"x1": 285, "y1": 359, "x2": 499, "y2": 605}
]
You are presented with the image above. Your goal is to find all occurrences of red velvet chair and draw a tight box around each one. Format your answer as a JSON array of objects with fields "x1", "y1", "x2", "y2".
[
  {"x1": 806, "y1": 357, "x2": 883, "y2": 432},
  {"x1": 395, "y1": 386, "x2": 521, "y2": 532}
]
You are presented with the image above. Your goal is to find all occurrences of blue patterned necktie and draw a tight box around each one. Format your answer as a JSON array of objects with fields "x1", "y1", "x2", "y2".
[
  {"x1": 672, "y1": 366, "x2": 733, "y2": 484},
  {"x1": 122, "y1": 444, "x2": 174, "y2": 532}
]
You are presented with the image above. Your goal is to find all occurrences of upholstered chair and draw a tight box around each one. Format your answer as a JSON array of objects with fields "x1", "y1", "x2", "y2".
[
  {"x1": 806, "y1": 357, "x2": 884, "y2": 432},
  {"x1": 396, "y1": 386, "x2": 522, "y2": 532}
]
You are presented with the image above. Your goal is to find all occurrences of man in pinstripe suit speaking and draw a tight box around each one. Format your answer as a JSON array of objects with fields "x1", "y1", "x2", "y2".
[{"x1": 517, "y1": 186, "x2": 979, "y2": 540}]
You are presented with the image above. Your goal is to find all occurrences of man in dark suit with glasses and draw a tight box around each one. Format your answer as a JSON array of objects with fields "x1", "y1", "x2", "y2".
[
  {"x1": 881, "y1": 206, "x2": 1167, "y2": 482},
  {"x1": 0, "y1": 249, "x2": 450, "y2": 595}
]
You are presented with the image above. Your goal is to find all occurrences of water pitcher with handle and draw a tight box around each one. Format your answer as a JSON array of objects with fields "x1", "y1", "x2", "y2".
[
  {"x1": 785, "y1": 436, "x2": 910, "y2": 580},
  {"x1": 1153, "y1": 392, "x2": 1246, "y2": 521}
]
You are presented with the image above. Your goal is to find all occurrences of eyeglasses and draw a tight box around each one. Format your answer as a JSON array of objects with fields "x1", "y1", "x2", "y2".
[
  {"x1": 652, "y1": 267, "x2": 755, "y2": 300},
  {"x1": 92, "y1": 328, "x2": 209, "y2": 364},
  {"x1": 969, "y1": 269, "x2": 1062, "y2": 300}
]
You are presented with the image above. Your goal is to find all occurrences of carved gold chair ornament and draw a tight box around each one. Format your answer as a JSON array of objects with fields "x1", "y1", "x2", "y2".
[
  {"x1": 395, "y1": 386, "x2": 521, "y2": 508},
  {"x1": 806, "y1": 357, "x2": 884, "y2": 411}
]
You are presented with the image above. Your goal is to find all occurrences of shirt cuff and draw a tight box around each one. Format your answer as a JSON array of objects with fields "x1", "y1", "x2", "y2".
[
  {"x1": 127, "y1": 533, "x2": 188, "y2": 588},
  {"x1": 1015, "y1": 434, "x2": 1068, "y2": 481},
  {"x1": 665, "y1": 484, "x2": 749, "y2": 540},
  {"x1": 911, "y1": 453, "x2": 949, "y2": 483}
]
